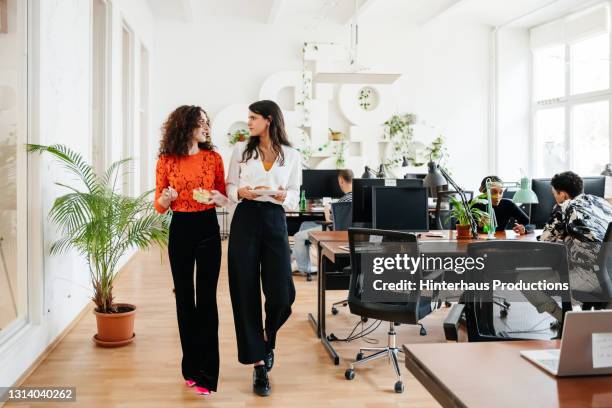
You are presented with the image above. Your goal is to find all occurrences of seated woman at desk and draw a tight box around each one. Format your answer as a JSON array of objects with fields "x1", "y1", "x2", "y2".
[
  {"x1": 473, "y1": 175, "x2": 529, "y2": 234},
  {"x1": 291, "y1": 169, "x2": 353, "y2": 275}
]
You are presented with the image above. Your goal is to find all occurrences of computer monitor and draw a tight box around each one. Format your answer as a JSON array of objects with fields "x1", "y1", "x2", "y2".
[
  {"x1": 301, "y1": 170, "x2": 344, "y2": 199},
  {"x1": 372, "y1": 187, "x2": 429, "y2": 232},
  {"x1": 530, "y1": 176, "x2": 606, "y2": 228},
  {"x1": 352, "y1": 178, "x2": 423, "y2": 226}
]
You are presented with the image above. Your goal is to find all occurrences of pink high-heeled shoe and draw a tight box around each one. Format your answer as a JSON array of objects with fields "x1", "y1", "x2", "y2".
[{"x1": 195, "y1": 386, "x2": 211, "y2": 395}]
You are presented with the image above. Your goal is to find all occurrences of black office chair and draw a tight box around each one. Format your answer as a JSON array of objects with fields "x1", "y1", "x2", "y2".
[
  {"x1": 434, "y1": 189, "x2": 473, "y2": 230},
  {"x1": 330, "y1": 201, "x2": 353, "y2": 315},
  {"x1": 343, "y1": 228, "x2": 439, "y2": 393},
  {"x1": 572, "y1": 221, "x2": 612, "y2": 310},
  {"x1": 444, "y1": 241, "x2": 573, "y2": 342}
]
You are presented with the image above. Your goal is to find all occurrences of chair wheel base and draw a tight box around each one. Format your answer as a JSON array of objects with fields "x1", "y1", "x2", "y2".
[
  {"x1": 500, "y1": 309, "x2": 508, "y2": 318},
  {"x1": 356, "y1": 352, "x2": 364, "y2": 361},
  {"x1": 419, "y1": 326, "x2": 427, "y2": 336},
  {"x1": 331, "y1": 307, "x2": 338, "y2": 315},
  {"x1": 345, "y1": 369, "x2": 355, "y2": 380},
  {"x1": 306, "y1": 275, "x2": 312, "y2": 281},
  {"x1": 394, "y1": 381, "x2": 404, "y2": 393}
]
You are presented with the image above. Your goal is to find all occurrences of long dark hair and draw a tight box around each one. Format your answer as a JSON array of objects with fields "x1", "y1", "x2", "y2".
[
  {"x1": 159, "y1": 105, "x2": 214, "y2": 157},
  {"x1": 241, "y1": 100, "x2": 291, "y2": 166}
]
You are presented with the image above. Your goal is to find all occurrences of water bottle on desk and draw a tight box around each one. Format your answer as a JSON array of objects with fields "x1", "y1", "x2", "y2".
[{"x1": 300, "y1": 190, "x2": 307, "y2": 212}]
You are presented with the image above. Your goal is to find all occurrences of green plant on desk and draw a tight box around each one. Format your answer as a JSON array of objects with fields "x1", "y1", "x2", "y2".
[{"x1": 448, "y1": 196, "x2": 487, "y2": 238}]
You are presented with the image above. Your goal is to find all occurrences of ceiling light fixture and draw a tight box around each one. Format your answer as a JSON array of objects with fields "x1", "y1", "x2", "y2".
[{"x1": 314, "y1": 0, "x2": 401, "y2": 85}]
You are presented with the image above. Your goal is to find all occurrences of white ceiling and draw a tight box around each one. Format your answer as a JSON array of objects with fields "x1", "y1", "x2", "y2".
[{"x1": 147, "y1": 0, "x2": 601, "y2": 28}]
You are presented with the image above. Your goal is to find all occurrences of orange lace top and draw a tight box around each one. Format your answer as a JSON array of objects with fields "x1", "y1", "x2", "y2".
[{"x1": 154, "y1": 149, "x2": 226, "y2": 214}]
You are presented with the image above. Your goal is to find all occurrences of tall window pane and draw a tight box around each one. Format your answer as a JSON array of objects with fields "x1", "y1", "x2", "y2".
[
  {"x1": 570, "y1": 33, "x2": 610, "y2": 95},
  {"x1": 572, "y1": 101, "x2": 609, "y2": 176},
  {"x1": 534, "y1": 45, "x2": 566, "y2": 101},
  {"x1": 0, "y1": 0, "x2": 27, "y2": 335},
  {"x1": 535, "y1": 107, "x2": 567, "y2": 177}
]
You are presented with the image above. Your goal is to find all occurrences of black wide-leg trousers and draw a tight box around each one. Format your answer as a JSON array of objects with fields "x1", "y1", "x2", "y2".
[
  {"x1": 168, "y1": 209, "x2": 221, "y2": 391},
  {"x1": 228, "y1": 200, "x2": 296, "y2": 365}
]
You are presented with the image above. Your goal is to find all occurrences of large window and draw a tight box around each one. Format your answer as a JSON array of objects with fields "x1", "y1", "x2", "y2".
[
  {"x1": 0, "y1": 0, "x2": 28, "y2": 340},
  {"x1": 532, "y1": 5, "x2": 612, "y2": 177}
]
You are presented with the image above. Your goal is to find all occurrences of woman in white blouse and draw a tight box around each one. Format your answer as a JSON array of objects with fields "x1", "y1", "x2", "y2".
[{"x1": 226, "y1": 100, "x2": 301, "y2": 397}]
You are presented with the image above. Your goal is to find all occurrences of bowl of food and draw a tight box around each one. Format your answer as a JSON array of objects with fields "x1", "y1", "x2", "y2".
[
  {"x1": 252, "y1": 186, "x2": 281, "y2": 196},
  {"x1": 193, "y1": 188, "x2": 212, "y2": 204}
]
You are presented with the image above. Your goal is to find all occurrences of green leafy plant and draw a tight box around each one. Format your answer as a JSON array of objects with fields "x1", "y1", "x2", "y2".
[
  {"x1": 425, "y1": 135, "x2": 447, "y2": 162},
  {"x1": 383, "y1": 113, "x2": 423, "y2": 169},
  {"x1": 228, "y1": 128, "x2": 250, "y2": 145},
  {"x1": 26, "y1": 144, "x2": 170, "y2": 313},
  {"x1": 358, "y1": 88, "x2": 372, "y2": 111},
  {"x1": 448, "y1": 196, "x2": 487, "y2": 226}
]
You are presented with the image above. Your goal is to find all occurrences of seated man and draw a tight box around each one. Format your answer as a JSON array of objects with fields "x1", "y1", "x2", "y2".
[
  {"x1": 526, "y1": 171, "x2": 612, "y2": 318},
  {"x1": 291, "y1": 169, "x2": 353, "y2": 275},
  {"x1": 473, "y1": 175, "x2": 529, "y2": 232}
]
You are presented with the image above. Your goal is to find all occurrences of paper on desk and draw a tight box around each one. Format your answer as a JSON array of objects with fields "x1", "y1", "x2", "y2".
[{"x1": 592, "y1": 332, "x2": 612, "y2": 369}]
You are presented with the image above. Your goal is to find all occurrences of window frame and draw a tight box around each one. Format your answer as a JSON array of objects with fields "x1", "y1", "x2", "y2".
[{"x1": 531, "y1": 6, "x2": 612, "y2": 177}]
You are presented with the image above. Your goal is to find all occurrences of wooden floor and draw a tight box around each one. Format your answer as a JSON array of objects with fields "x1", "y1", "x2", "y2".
[{"x1": 9, "y1": 242, "x2": 445, "y2": 407}]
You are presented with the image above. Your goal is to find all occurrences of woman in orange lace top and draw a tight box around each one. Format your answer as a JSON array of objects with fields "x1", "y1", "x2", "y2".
[{"x1": 155, "y1": 105, "x2": 224, "y2": 396}]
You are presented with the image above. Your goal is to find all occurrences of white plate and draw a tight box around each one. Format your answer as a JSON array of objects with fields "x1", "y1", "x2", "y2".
[{"x1": 252, "y1": 190, "x2": 281, "y2": 196}]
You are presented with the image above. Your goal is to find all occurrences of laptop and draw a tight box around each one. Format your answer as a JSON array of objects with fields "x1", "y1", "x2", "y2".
[{"x1": 520, "y1": 310, "x2": 612, "y2": 377}]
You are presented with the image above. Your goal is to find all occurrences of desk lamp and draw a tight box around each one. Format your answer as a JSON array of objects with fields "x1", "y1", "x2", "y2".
[
  {"x1": 504, "y1": 177, "x2": 539, "y2": 227},
  {"x1": 484, "y1": 178, "x2": 499, "y2": 240}
]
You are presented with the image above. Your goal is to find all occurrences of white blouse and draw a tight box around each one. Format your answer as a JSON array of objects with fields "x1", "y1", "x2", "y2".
[{"x1": 226, "y1": 142, "x2": 302, "y2": 211}]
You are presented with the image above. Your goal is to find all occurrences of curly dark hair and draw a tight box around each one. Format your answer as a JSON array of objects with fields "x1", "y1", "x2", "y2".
[
  {"x1": 159, "y1": 105, "x2": 214, "y2": 156},
  {"x1": 551, "y1": 171, "x2": 583, "y2": 198}
]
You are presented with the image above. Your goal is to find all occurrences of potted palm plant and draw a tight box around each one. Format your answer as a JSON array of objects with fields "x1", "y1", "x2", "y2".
[
  {"x1": 448, "y1": 196, "x2": 487, "y2": 239},
  {"x1": 27, "y1": 144, "x2": 170, "y2": 347}
]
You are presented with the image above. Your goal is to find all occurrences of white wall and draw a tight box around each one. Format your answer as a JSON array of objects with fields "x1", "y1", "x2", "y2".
[
  {"x1": 151, "y1": 16, "x2": 493, "y2": 191},
  {"x1": 0, "y1": 0, "x2": 155, "y2": 387}
]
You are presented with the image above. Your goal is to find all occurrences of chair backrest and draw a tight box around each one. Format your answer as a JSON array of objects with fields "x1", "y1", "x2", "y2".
[
  {"x1": 434, "y1": 189, "x2": 473, "y2": 230},
  {"x1": 464, "y1": 241, "x2": 572, "y2": 342},
  {"x1": 347, "y1": 228, "x2": 432, "y2": 324},
  {"x1": 331, "y1": 201, "x2": 352, "y2": 231},
  {"x1": 595, "y1": 221, "x2": 612, "y2": 300}
]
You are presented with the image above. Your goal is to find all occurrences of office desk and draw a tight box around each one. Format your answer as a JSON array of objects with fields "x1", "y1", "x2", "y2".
[
  {"x1": 403, "y1": 340, "x2": 612, "y2": 408},
  {"x1": 314, "y1": 230, "x2": 541, "y2": 364},
  {"x1": 307, "y1": 231, "x2": 350, "y2": 339},
  {"x1": 285, "y1": 206, "x2": 325, "y2": 236}
]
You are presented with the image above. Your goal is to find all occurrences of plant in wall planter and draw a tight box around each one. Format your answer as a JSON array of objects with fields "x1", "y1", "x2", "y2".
[
  {"x1": 27, "y1": 144, "x2": 170, "y2": 347},
  {"x1": 448, "y1": 196, "x2": 487, "y2": 239},
  {"x1": 228, "y1": 128, "x2": 250, "y2": 145},
  {"x1": 382, "y1": 113, "x2": 423, "y2": 170},
  {"x1": 334, "y1": 139, "x2": 348, "y2": 169},
  {"x1": 358, "y1": 88, "x2": 373, "y2": 111}
]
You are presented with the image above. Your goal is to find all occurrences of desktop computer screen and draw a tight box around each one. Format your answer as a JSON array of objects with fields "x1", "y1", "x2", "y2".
[
  {"x1": 372, "y1": 187, "x2": 429, "y2": 231},
  {"x1": 352, "y1": 178, "x2": 423, "y2": 226},
  {"x1": 301, "y1": 169, "x2": 345, "y2": 199}
]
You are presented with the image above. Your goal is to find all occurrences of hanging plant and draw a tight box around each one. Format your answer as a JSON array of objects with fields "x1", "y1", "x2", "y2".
[{"x1": 228, "y1": 128, "x2": 250, "y2": 145}]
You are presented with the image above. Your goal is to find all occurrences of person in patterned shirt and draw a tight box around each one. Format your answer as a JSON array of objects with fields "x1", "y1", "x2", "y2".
[{"x1": 526, "y1": 171, "x2": 612, "y2": 319}]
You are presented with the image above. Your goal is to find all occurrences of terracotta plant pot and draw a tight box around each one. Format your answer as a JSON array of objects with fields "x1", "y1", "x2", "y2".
[
  {"x1": 93, "y1": 303, "x2": 136, "y2": 347},
  {"x1": 455, "y1": 224, "x2": 472, "y2": 240},
  {"x1": 237, "y1": 135, "x2": 246, "y2": 142}
]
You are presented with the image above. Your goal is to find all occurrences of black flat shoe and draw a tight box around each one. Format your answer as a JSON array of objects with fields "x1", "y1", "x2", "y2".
[
  {"x1": 264, "y1": 350, "x2": 274, "y2": 372},
  {"x1": 253, "y1": 365, "x2": 270, "y2": 397}
]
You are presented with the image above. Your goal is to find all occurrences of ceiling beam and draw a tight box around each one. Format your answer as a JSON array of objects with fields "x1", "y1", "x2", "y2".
[
  {"x1": 421, "y1": 0, "x2": 469, "y2": 26},
  {"x1": 343, "y1": 0, "x2": 383, "y2": 26},
  {"x1": 267, "y1": 0, "x2": 285, "y2": 24}
]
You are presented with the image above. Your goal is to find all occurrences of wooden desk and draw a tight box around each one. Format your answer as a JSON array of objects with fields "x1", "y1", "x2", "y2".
[
  {"x1": 307, "y1": 231, "x2": 351, "y2": 340},
  {"x1": 403, "y1": 340, "x2": 612, "y2": 408},
  {"x1": 314, "y1": 230, "x2": 542, "y2": 364}
]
